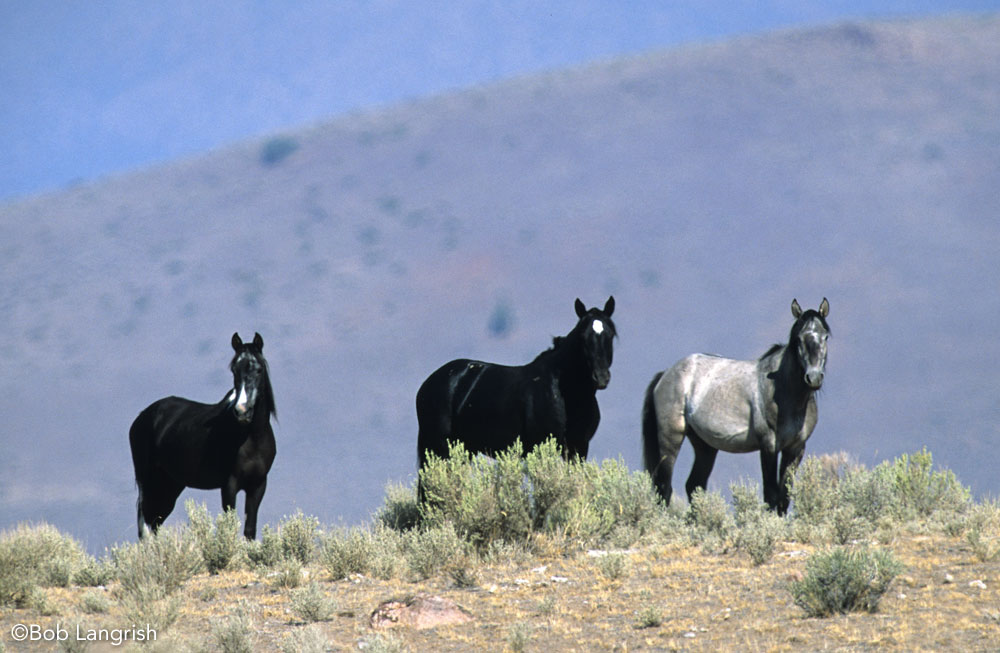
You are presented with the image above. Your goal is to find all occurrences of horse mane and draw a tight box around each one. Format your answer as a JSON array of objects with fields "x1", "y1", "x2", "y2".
[{"x1": 759, "y1": 343, "x2": 783, "y2": 360}]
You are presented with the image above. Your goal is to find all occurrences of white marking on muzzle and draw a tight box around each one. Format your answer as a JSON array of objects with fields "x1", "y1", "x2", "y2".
[
  {"x1": 592, "y1": 319, "x2": 604, "y2": 335},
  {"x1": 235, "y1": 384, "x2": 250, "y2": 415}
]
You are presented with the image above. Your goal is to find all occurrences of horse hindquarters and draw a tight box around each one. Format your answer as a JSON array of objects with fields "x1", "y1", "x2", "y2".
[
  {"x1": 642, "y1": 370, "x2": 687, "y2": 505},
  {"x1": 128, "y1": 405, "x2": 157, "y2": 538}
]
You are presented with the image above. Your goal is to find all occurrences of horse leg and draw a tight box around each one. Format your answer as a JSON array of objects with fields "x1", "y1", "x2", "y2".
[
  {"x1": 777, "y1": 445, "x2": 805, "y2": 515},
  {"x1": 642, "y1": 376, "x2": 685, "y2": 505},
  {"x1": 416, "y1": 425, "x2": 451, "y2": 504},
  {"x1": 684, "y1": 429, "x2": 719, "y2": 501},
  {"x1": 142, "y1": 473, "x2": 184, "y2": 534},
  {"x1": 760, "y1": 449, "x2": 781, "y2": 511},
  {"x1": 242, "y1": 479, "x2": 267, "y2": 540}
]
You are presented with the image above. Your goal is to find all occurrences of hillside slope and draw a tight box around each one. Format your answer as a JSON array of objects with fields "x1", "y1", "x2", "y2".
[{"x1": 1, "y1": 14, "x2": 999, "y2": 552}]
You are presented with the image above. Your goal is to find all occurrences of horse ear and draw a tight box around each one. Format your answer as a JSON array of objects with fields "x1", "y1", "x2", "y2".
[
  {"x1": 231, "y1": 332, "x2": 243, "y2": 350},
  {"x1": 791, "y1": 299, "x2": 802, "y2": 319},
  {"x1": 253, "y1": 332, "x2": 264, "y2": 350},
  {"x1": 574, "y1": 298, "x2": 587, "y2": 318},
  {"x1": 819, "y1": 297, "x2": 829, "y2": 318},
  {"x1": 603, "y1": 296, "x2": 615, "y2": 316}
]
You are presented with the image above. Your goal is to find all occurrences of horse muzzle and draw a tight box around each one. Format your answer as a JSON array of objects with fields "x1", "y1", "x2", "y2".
[
  {"x1": 593, "y1": 370, "x2": 611, "y2": 390},
  {"x1": 804, "y1": 370, "x2": 824, "y2": 389}
]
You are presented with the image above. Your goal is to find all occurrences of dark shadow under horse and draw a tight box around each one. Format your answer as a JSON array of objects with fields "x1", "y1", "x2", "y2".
[
  {"x1": 642, "y1": 298, "x2": 830, "y2": 514},
  {"x1": 416, "y1": 297, "x2": 617, "y2": 498},
  {"x1": 129, "y1": 332, "x2": 276, "y2": 539}
]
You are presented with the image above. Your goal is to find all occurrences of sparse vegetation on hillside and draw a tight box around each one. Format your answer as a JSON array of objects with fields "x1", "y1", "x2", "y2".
[{"x1": 1, "y1": 445, "x2": 998, "y2": 650}]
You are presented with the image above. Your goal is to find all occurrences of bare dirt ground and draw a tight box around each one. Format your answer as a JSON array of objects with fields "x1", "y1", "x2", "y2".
[{"x1": 2, "y1": 532, "x2": 999, "y2": 652}]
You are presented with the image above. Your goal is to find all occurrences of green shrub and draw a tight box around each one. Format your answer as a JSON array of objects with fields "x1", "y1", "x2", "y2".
[
  {"x1": 596, "y1": 552, "x2": 631, "y2": 580},
  {"x1": 80, "y1": 589, "x2": 110, "y2": 614},
  {"x1": 0, "y1": 523, "x2": 88, "y2": 605},
  {"x1": 731, "y1": 481, "x2": 787, "y2": 565},
  {"x1": 419, "y1": 441, "x2": 531, "y2": 549},
  {"x1": 212, "y1": 603, "x2": 257, "y2": 653},
  {"x1": 965, "y1": 500, "x2": 1000, "y2": 561},
  {"x1": 402, "y1": 522, "x2": 471, "y2": 581},
  {"x1": 111, "y1": 528, "x2": 199, "y2": 636},
  {"x1": 320, "y1": 525, "x2": 405, "y2": 581},
  {"x1": 360, "y1": 633, "x2": 406, "y2": 653},
  {"x1": 687, "y1": 488, "x2": 734, "y2": 551},
  {"x1": 376, "y1": 482, "x2": 421, "y2": 531},
  {"x1": 635, "y1": 604, "x2": 663, "y2": 629},
  {"x1": 422, "y1": 438, "x2": 666, "y2": 551},
  {"x1": 321, "y1": 527, "x2": 374, "y2": 580},
  {"x1": 881, "y1": 448, "x2": 970, "y2": 519},
  {"x1": 111, "y1": 528, "x2": 202, "y2": 599},
  {"x1": 186, "y1": 501, "x2": 242, "y2": 574},
  {"x1": 278, "y1": 511, "x2": 320, "y2": 564},
  {"x1": 524, "y1": 438, "x2": 579, "y2": 530},
  {"x1": 73, "y1": 556, "x2": 115, "y2": 587},
  {"x1": 289, "y1": 581, "x2": 337, "y2": 623},
  {"x1": 507, "y1": 622, "x2": 533, "y2": 652},
  {"x1": 245, "y1": 525, "x2": 283, "y2": 568},
  {"x1": 586, "y1": 458, "x2": 661, "y2": 543},
  {"x1": 280, "y1": 624, "x2": 330, "y2": 653},
  {"x1": 789, "y1": 456, "x2": 842, "y2": 529},
  {"x1": 790, "y1": 546, "x2": 903, "y2": 617},
  {"x1": 270, "y1": 557, "x2": 303, "y2": 589}
]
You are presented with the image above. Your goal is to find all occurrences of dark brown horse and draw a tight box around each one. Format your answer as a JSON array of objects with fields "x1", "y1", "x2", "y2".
[
  {"x1": 129, "y1": 332, "x2": 276, "y2": 539},
  {"x1": 416, "y1": 297, "x2": 616, "y2": 499}
]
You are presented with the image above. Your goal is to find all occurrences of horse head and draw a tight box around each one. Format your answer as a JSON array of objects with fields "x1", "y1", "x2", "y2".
[
  {"x1": 227, "y1": 332, "x2": 269, "y2": 424},
  {"x1": 573, "y1": 296, "x2": 616, "y2": 389},
  {"x1": 790, "y1": 298, "x2": 830, "y2": 390}
]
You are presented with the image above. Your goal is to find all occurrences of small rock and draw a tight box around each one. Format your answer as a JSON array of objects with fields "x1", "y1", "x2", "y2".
[
  {"x1": 970, "y1": 579, "x2": 987, "y2": 590},
  {"x1": 531, "y1": 565, "x2": 548, "y2": 574},
  {"x1": 514, "y1": 578, "x2": 530, "y2": 586},
  {"x1": 897, "y1": 593, "x2": 907, "y2": 600},
  {"x1": 551, "y1": 575, "x2": 569, "y2": 583},
  {"x1": 370, "y1": 593, "x2": 474, "y2": 630},
  {"x1": 683, "y1": 631, "x2": 697, "y2": 639},
  {"x1": 943, "y1": 573, "x2": 955, "y2": 584}
]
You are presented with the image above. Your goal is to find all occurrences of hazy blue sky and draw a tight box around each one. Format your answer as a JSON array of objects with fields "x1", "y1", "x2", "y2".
[{"x1": 2, "y1": 1, "x2": 998, "y2": 202}]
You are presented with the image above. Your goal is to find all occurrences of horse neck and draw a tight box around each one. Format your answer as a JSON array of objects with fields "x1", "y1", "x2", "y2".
[
  {"x1": 545, "y1": 334, "x2": 595, "y2": 396},
  {"x1": 773, "y1": 344, "x2": 812, "y2": 407}
]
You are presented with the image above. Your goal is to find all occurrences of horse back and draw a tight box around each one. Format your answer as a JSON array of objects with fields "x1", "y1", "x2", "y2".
[{"x1": 417, "y1": 358, "x2": 559, "y2": 458}]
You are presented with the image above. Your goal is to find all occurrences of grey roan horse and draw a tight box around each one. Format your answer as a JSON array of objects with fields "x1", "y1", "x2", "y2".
[{"x1": 642, "y1": 299, "x2": 829, "y2": 514}]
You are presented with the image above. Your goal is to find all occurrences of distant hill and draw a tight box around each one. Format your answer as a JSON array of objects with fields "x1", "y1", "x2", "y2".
[{"x1": 2, "y1": 14, "x2": 998, "y2": 553}]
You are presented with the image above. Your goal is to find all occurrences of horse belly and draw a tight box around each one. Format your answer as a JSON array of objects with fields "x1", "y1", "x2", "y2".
[{"x1": 686, "y1": 372, "x2": 758, "y2": 453}]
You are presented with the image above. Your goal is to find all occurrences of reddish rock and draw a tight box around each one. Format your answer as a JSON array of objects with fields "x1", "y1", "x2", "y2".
[{"x1": 370, "y1": 593, "x2": 474, "y2": 630}]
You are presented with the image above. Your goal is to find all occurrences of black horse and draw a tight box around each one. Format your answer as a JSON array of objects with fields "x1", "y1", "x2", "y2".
[
  {"x1": 416, "y1": 297, "x2": 616, "y2": 497},
  {"x1": 129, "y1": 332, "x2": 276, "y2": 539}
]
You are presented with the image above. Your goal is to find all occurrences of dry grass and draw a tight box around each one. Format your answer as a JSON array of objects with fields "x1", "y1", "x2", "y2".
[{"x1": 2, "y1": 532, "x2": 998, "y2": 652}]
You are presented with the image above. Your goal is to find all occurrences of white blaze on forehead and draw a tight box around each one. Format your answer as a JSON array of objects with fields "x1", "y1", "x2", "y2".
[{"x1": 592, "y1": 319, "x2": 604, "y2": 335}]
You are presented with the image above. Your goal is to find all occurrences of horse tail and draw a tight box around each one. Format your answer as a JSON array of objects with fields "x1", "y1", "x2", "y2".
[
  {"x1": 128, "y1": 406, "x2": 154, "y2": 539},
  {"x1": 641, "y1": 371, "x2": 664, "y2": 475}
]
